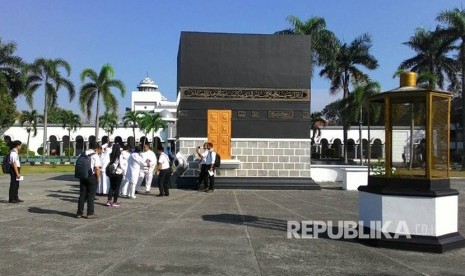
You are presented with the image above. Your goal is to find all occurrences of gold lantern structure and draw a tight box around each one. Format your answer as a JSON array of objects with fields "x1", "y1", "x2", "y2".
[
  {"x1": 366, "y1": 71, "x2": 451, "y2": 186},
  {"x1": 358, "y1": 72, "x2": 465, "y2": 253}
]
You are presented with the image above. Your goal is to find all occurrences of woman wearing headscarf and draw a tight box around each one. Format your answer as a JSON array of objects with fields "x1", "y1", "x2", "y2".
[{"x1": 107, "y1": 144, "x2": 124, "y2": 207}]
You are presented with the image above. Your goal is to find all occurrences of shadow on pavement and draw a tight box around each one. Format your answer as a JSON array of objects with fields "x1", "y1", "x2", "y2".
[
  {"x1": 28, "y1": 207, "x2": 76, "y2": 218},
  {"x1": 47, "y1": 174, "x2": 77, "y2": 182},
  {"x1": 202, "y1": 213, "x2": 287, "y2": 231},
  {"x1": 46, "y1": 193, "x2": 78, "y2": 203},
  {"x1": 320, "y1": 186, "x2": 343, "y2": 190},
  {"x1": 202, "y1": 213, "x2": 358, "y2": 243}
]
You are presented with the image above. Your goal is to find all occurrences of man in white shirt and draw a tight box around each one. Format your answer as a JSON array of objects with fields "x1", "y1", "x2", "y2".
[
  {"x1": 195, "y1": 142, "x2": 208, "y2": 190},
  {"x1": 139, "y1": 143, "x2": 157, "y2": 193},
  {"x1": 8, "y1": 140, "x2": 22, "y2": 203},
  {"x1": 205, "y1": 142, "x2": 216, "y2": 193},
  {"x1": 156, "y1": 147, "x2": 171, "y2": 197},
  {"x1": 76, "y1": 141, "x2": 101, "y2": 219}
]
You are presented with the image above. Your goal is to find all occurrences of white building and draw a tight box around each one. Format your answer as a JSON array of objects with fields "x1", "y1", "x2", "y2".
[{"x1": 2, "y1": 77, "x2": 178, "y2": 156}]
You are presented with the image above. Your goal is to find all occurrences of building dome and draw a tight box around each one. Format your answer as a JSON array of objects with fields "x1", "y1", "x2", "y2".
[
  {"x1": 159, "y1": 109, "x2": 174, "y2": 119},
  {"x1": 137, "y1": 77, "x2": 159, "y2": 91}
]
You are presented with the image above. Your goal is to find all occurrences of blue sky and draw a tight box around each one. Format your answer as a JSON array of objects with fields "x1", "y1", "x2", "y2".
[{"x1": 0, "y1": 0, "x2": 462, "y2": 119}]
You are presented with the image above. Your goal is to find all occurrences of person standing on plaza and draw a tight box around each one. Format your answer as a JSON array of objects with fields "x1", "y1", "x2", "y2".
[
  {"x1": 205, "y1": 142, "x2": 216, "y2": 193},
  {"x1": 119, "y1": 145, "x2": 131, "y2": 197},
  {"x1": 140, "y1": 143, "x2": 157, "y2": 193},
  {"x1": 106, "y1": 144, "x2": 124, "y2": 207},
  {"x1": 125, "y1": 146, "x2": 146, "y2": 199},
  {"x1": 99, "y1": 142, "x2": 112, "y2": 195},
  {"x1": 76, "y1": 141, "x2": 101, "y2": 219},
  {"x1": 195, "y1": 142, "x2": 208, "y2": 190},
  {"x1": 8, "y1": 140, "x2": 23, "y2": 203},
  {"x1": 156, "y1": 147, "x2": 171, "y2": 197}
]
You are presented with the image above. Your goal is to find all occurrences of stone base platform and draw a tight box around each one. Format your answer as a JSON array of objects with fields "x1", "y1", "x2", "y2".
[{"x1": 176, "y1": 177, "x2": 321, "y2": 190}]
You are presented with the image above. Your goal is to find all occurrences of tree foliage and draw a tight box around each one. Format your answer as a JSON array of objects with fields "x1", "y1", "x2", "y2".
[
  {"x1": 398, "y1": 27, "x2": 459, "y2": 91},
  {"x1": 99, "y1": 112, "x2": 118, "y2": 136},
  {"x1": 79, "y1": 64, "x2": 126, "y2": 138}
]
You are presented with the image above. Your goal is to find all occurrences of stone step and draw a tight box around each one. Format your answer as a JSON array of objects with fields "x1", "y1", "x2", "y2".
[{"x1": 176, "y1": 177, "x2": 321, "y2": 190}]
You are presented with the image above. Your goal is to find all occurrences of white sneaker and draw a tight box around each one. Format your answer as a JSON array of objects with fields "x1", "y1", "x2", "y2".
[{"x1": 130, "y1": 195, "x2": 136, "y2": 199}]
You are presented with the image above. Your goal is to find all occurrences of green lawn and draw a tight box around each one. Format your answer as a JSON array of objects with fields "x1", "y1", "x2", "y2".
[{"x1": 19, "y1": 164, "x2": 75, "y2": 175}]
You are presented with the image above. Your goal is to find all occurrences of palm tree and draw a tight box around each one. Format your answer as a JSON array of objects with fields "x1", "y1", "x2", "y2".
[
  {"x1": 60, "y1": 110, "x2": 82, "y2": 160},
  {"x1": 139, "y1": 112, "x2": 167, "y2": 150},
  {"x1": 79, "y1": 64, "x2": 126, "y2": 140},
  {"x1": 0, "y1": 38, "x2": 23, "y2": 134},
  {"x1": 399, "y1": 27, "x2": 459, "y2": 90},
  {"x1": 309, "y1": 112, "x2": 326, "y2": 160},
  {"x1": 123, "y1": 110, "x2": 142, "y2": 144},
  {"x1": 319, "y1": 33, "x2": 379, "y2": 164},
  {"x1": 0, "y1": 38, "x2": 24, "y2": 99},
  {"x1": 436, "y1": 8, "x2": 465, "y2": 168},
  {"x1": 99, "y1": 112, "x2": 118, "y2": 137},
  {"x1": 344, "y1": 81, "x2": 381, "y2": 165},
  {"x1": 276, "y1": 16, "x2": 335, "y2": 93},
  {"x1": 19, "y1": 110, "x2": 43, "y2": 161},
  {"x1": 26, "y1": 58, "x2": 75, "y2": 162}
]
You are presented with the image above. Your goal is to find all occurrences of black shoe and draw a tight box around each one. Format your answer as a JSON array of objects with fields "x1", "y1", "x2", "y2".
[
  {"x1": 16, "y1": 199, "x2": 24, "y2": 202},
  {"x1": 8, "y1": 200, "x2": 19, "y2": 203},
  {"x1": 156, "y1": 194, "x2": 164, "y2": 197},
  {"x1": 75, "y1": 214, "x2": 83, "y2": 219}
]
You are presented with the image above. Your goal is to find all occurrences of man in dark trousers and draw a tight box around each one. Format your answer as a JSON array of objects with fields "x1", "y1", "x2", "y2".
[
  {"x1": 156, "y1": 147, "x2": 171, "y2": 197},
  {"x1": 195, "y1": 142, "x2": 208, "y2": 190},
  {"x1": 76, "y1": 141, "x2": 101, "y2": 219},
  {"x1": 8, "y1": 140, "x2": 23, "y2": 203},
  {"x1": 205, "y1": 142, "x2": 216, "y2": 193}
]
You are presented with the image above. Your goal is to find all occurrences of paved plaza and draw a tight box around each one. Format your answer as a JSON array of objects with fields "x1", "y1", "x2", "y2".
[{"x1": 1, "y1": 173, "x2": 465, "y2": 275}]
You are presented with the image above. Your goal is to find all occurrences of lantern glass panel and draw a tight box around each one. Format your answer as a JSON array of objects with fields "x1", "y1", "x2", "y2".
[
  {"x1": 390, "y1": 100, "x2": 426, "y2": 178},
  {"x1": 431, "y1": 96, "x2": 449, "y2": 178}
]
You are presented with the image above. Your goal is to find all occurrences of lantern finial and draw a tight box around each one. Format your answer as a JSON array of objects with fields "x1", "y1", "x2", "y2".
[{"x1": 400, "y1": 71, "x2": 416, "y2": 87}]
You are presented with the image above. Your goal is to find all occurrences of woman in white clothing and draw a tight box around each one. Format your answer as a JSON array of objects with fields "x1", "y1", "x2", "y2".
[
  {"x1": 124, "y1": 147, "x2": 146, "y2": 199},
  {"x1": 98, "y1": 145, "x2": 112, "y2": 195},
  {"x1": 119, "y1": 145, "x2": 131, "y2": 197}
]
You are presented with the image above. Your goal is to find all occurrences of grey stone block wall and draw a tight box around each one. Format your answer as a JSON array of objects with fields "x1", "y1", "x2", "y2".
[{"x1": 176, "y1": 138, "x2": 311, "y2": 178}]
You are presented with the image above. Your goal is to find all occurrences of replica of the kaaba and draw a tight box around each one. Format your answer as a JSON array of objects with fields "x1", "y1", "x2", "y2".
[{"x1": 175, "y1": 31, "x2": 319, "y2": 189}]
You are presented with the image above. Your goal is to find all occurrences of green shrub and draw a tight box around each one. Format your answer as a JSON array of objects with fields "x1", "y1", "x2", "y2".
[
  {"x1": 19, "y1": 146, "x2": 35, "y2": 157},
  {"x1": 64, "y1": 148, "x2": 74, "y2": 157},
  {"x1": 323, "y1": 148, "x2": 336, "y2": 158},
  {"x1": 0, "y1": 140, "x2": 8, "y2": 155}
]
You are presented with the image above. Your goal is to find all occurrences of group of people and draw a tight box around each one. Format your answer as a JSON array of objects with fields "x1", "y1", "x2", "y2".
[
  {"x1": 4, "y1": 138, "x2": 219, "y2": 220},
  {"x1": 195, "y1": 142, "x2": 216, "y2": 193},
  {"x1": 76, "y1": 140, "x2": 173, "y2": 219}
]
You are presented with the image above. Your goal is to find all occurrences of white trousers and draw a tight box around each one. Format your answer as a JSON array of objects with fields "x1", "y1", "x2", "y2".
[
  {"x1": 98, "y1": 173, "x2": 110, "y2": 195},
  {"x1": 144, "y1": 171, "x2": 155, "y2": 192},
  {"x1": 134, "y1": 171, "x2": 146, "y2": 193},
  {"x1": 120, "y1": 176, "x2": 130, "y2": 196}
]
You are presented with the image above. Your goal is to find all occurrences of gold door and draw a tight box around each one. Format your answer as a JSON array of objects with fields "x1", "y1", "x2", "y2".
[{"x1": 208, "y1": 110, "x2": 231, "y2": 159}]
